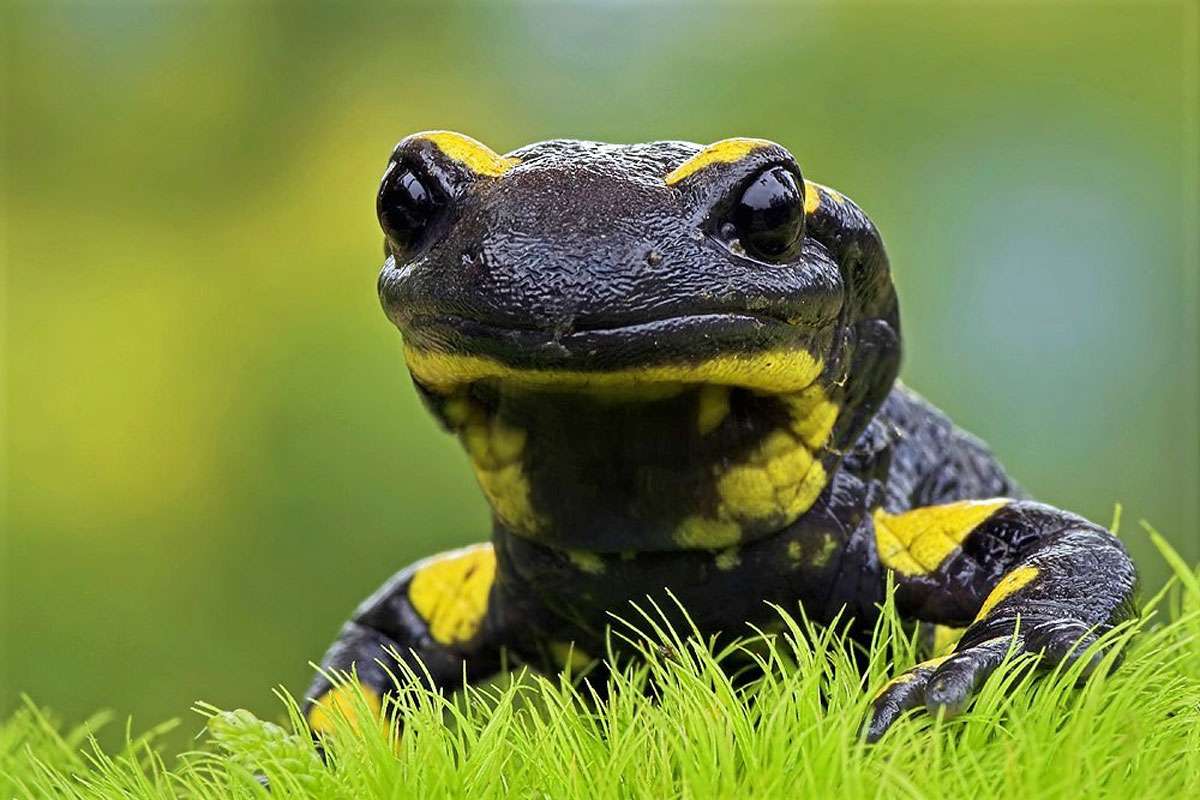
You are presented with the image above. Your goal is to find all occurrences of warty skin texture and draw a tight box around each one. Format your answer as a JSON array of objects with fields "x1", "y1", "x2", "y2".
[{"x1": 306, "y1": 132, "x2": 1137, "y2": 744}]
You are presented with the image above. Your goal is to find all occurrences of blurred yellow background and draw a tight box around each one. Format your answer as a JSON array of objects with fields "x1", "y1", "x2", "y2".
[{"x1": 3, "y1": 1, "x2": 1197, "y2": 735}]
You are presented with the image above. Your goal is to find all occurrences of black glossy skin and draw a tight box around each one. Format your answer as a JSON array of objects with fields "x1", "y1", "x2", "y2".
[{"x1": 306, "y1": 133, "x2": 1137, "y2": 743}]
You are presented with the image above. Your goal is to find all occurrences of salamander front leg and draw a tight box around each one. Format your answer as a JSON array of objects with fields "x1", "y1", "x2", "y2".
[
  {"x1": 866, "y1": 500, "x2": 1136, "y2": 741},
  {"x1": 304, "y1": 543, "x2": 505, "y2": 737}
]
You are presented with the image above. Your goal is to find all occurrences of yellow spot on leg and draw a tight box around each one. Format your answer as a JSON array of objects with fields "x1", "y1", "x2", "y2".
[
  {"x1": 408, "y1": 545, "x2": 497, "y2": 645},
  {"x1": 873, "y1": 499, "x2": 1010, "y2": 577},
  {"x1": 872, "y1": 655, "x2": 952, "y2": 700},
  {"x1": 308, "y1": 684, "x2": 383, "y2": 737},
  {"x1": 975, "y1": 565, "x2": 1040, "y2": 621}
]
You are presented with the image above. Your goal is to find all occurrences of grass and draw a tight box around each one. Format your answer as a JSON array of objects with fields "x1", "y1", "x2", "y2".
[{"x1": 3, "y1": 527, "x2": 1199, "y2": 799}]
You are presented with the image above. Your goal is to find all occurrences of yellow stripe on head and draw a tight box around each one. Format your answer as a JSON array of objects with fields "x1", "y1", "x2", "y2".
[
  {"x1": 664, "y1": 138, "x2": 774, "y2": 185},
  {"x1": 413, "y1": 130, "x2": 519, "y2": 177}
]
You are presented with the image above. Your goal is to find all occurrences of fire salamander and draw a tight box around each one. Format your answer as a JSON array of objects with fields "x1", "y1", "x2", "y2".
[{"x1": 305, "y1": 131, "x2": 1137, "y2": 742}]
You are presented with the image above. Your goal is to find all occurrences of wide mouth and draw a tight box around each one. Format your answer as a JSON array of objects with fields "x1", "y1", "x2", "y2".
[{"x1": 400, "y1": 312, "x2": 828, "y2": 395}]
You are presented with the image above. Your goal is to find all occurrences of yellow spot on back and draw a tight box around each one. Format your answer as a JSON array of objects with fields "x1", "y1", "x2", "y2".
[
  {"x1": 404, "y1": 345, "x2": 824, "y2": 396},
  {"x1": 567, "y1": 549, "x2": 606, "y2": 575},
  {"x1": 407, "y1": 545, "x2": 497, "y2": 645},
  {"x1": 975, "y1": 565, "x2": 1040, "y2": 621},
  {"x1": 873, "y1": 499, "x2": 1009, "y2": 576},
  {"x1": 308, "y1": 684, "x2": 383, "y2": 737},
  {"x1": 696, "y1": 385, "x2": 731, "y2": 435},
  {"x1": 664, "y1": 138, "x2": 774, "y2": 185},
  {"x1": 414, "y1": 130, "x2": 518, "y2": 177},
  {"x1": 714, "y1": 547, "x2": 741, "y2": 570}
]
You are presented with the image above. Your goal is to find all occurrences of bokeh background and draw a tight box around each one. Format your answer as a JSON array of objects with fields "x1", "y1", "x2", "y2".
[{"x1": 3, "y1": 1, "x2": 1197, "y2": 741}]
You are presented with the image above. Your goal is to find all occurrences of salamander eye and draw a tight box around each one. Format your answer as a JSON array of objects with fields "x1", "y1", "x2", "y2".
[
  {"x1": 727, "y1": 166, "x2": 805, "y2": 263},
  {"x1": 377, "y1": 163, "x2": 443, "y2": 256}
]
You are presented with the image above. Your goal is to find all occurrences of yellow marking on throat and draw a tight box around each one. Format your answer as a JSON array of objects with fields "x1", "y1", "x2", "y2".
[
  {"x1": 308, "y1": 684, "x2": 383, "y2": 737},
  {"x1": 674, "y1": 385, "x2": 840, "y2": 548},
  {"x1": 404, "y1": 345, "x2": 824, "y2": 396},
  {"x1": 975, "y1": 565, "x2": 1039, "y2": 621},
  {"x1": 873, "y1": 499, "x2": 1009, "y2": 577},
  {"x1": 696, "y1": 385, "x2": 731, "y2": 435},
  {"x1": 452, "y1": 396, "x2": 542, "y2": 534},
  {"x1": 407, "y1": 544, "x2": 497, "y2": 645},
  {"x1": 414, "y1": 130, "x2": 518, "y2": 177},
  {"x1": 664, "y1": 138, "x2": 774, "y2": 185}
]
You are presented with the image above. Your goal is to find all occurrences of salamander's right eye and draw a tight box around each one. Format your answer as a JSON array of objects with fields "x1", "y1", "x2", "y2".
[{"x1": 377, "y1": 163, "x2": 443, "y2": 257}]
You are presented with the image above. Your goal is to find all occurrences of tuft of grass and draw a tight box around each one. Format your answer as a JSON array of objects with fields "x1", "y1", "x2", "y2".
[{"x1": 3, "y1": 537, "x2": 1200, "y2": 799}]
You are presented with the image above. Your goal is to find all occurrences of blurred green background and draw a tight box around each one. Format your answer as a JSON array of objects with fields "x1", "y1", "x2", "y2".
[{"x1": 3, "y1": 1, "x2": 1197, "y2": 737}]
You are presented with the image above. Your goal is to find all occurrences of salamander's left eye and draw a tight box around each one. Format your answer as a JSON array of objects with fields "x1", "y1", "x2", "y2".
[
  {"x1": 727, "y1": 166, "x2": 805, "y2": 263},
  {"x1": 377, "y1": 162, "x2": 444, "y2": 258}
]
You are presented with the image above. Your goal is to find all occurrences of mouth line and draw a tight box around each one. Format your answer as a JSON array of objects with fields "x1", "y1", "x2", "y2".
[
  {"x1": 406, "y1": 310, "x2": 793, "y2": 339},
  {"x1": 400, "y1": 312, "x2": 827, "y2": 395}
]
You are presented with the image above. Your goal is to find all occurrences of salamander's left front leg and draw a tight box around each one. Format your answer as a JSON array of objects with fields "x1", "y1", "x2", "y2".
[{"x1": 866, "y1": 500, "x2": 1136, "y2": 742}]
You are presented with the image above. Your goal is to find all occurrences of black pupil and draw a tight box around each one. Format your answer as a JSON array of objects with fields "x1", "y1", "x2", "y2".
[
  {"x1": 378, "y1": 166, "x2": 437, "y2": 251},
  {"x1": 731, "y1": 167, "x2": 804, "y2": 260}
]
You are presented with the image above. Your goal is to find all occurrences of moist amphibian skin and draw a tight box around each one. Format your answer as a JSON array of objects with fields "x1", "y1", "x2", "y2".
[{"x1": 305, "y1": 131, "x2": 1137, "y2": 742}]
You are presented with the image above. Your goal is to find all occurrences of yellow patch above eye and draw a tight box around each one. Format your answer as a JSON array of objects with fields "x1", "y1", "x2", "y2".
[
  {"x1": 873, "y1": 499, "x2": 1010, "y2": 577},
  {"x1": 414, "y1": 130, "x2": 519, "y2": 177},
  {"x1": 407, "y1": 544, "x2": 497, "y2": 645},
  {"x1": 664, "y1": 137, "x2": 775, "y2": 185}
]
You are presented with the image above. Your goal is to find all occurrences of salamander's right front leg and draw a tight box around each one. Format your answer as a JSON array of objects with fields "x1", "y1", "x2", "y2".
[{"x1": 304, "y1": 543, "x2": 504, "y2": 737}]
